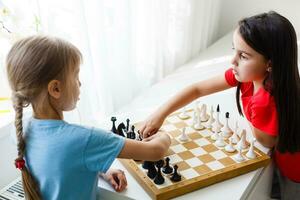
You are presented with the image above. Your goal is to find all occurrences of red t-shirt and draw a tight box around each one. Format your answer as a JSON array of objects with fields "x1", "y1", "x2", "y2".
[{"x1": 225, "y1": 68, "x2": 300, "y2": 182}]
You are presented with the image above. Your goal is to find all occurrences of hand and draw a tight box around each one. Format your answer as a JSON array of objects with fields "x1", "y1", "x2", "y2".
[
  {"x1": 100, "y1": 169, "x2": 127, "y2": 192},
  {"x1": 139, "y1": 111, "x2": 166, "y2": 138}
]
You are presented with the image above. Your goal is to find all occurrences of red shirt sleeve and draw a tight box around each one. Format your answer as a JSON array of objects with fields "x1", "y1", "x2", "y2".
[
  {"x1": 249, "y1": 98, "x2": 278, "y2": 136},
  {"x1": 224, "y1": 68, "x2": 238, "y2": 87}
]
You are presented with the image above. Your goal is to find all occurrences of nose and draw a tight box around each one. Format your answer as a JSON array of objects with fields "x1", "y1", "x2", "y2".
[{"x1": 230, "y1": 53, "x2": 238, "y2": 67}]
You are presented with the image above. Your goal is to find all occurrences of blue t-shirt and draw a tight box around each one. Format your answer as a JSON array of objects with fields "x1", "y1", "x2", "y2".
[{"x1": 24, "y1": 118, "x2": 125, "y2": 200}]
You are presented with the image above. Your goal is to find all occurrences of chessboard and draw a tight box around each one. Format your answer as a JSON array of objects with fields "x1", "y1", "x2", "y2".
[{"x1": 117, "y1": 104, "x2": 271, "y2": 200}]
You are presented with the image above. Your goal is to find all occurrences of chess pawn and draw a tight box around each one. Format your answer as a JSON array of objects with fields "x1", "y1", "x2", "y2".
[
  {"x1": 236, "y1": 129, "x2": 248, "y2": 150},
  {"x1": 230, "y1": 120, "x2": 240, "y2": 144},
  {"x1": 246, "y1": 138, "x2": 257, "y2": 159},
  {"x1": 234, "y1": 146, "x2": 245, "y2": 162},
  {"x1": 225, "y1": 137, "x2": 236, "y2": 153},
  {"x1": 193, "y1": 113, "x2": 205, "y2": 130},
  {"x1": 215, "y1": 132, "x2": 226, "y2": 147},
  {"x1": 178, "y1": 127, "x2": 189, "y2": 142},
  {"x1": 210, "y1": 128, "x2": 218, "y2": 141},
  {"x1": 178, "y1": 106, "x2": 190, "y2": 119},
  {"x1": 221, "y1": 112, "x2": 233, "y2": 138},
  {"x1": 200, "y1": 104, "x2": 209, "y2": 122}
]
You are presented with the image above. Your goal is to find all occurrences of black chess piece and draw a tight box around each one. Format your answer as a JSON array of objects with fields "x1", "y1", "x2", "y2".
[
  {"x1": 126, "y1": 119, "x2": 130, "y2": 132},
  {"x1": 142, "y1": 161, "x2": 151, "y2": 169},
  {"x1": 217, "y1": 104, "x2": 220, "y2": 112},
  {"x1": 170, "y1": 164, "x2": 181, "y2": 182},
  {"x1": 147, "y1": 162, "x2": 157, "y2": 179},
  {"x1": 111, "y1": 117, "x2": 117, "y2": 133},
  {"x1": 130, "y1": 125, "x2": 136, "y2": 139},
  {"x1": 116, "y1": 123, "x2": 126, "y2": 137},
  {"x1": 154, "y1": 160, "x2": 165, "y2": 185},
  {"x1": 225, "y1": 112, "x2": 229, "y2": 119},
  {"x1": 162, "y1": 157, "x2": 173, "y2": 174}
]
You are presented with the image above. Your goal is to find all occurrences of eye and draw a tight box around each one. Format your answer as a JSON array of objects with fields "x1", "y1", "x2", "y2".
[{"x1": 240, "y1": 53, "x2": 247, "y2": 60}]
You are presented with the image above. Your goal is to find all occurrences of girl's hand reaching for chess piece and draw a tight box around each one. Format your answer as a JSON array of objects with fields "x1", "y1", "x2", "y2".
[
  {"x1": 100, "y1": 169, "x2": 127, "y2": 192},
  {"x1": 140, "y1": 110, "x2": 166, "y2": 138}
]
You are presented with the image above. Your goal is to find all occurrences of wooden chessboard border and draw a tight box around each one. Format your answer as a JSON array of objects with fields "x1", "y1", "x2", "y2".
[{"x1": 119, "y1": 110, "x2": 271, "y2": 200}]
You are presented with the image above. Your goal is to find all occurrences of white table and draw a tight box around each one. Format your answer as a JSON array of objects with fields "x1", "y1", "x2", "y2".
[{"x1": 95, "y1": 33, "x2": 273, "y2": 199}]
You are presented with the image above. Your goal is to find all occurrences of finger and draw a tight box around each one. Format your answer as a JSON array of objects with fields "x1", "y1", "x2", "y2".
[
  {"x1": 142, "y1": 126, "x2": 153, "y2": 138},
  {"x1": 139, "y1": 124, "x2": 146, "y2": 135},
  {"x1": 117, "y1": 174, "x2": 127, "y2": 191},
  {"x1": 109, "y1": 178, "x2": 119, "y2": 191}
]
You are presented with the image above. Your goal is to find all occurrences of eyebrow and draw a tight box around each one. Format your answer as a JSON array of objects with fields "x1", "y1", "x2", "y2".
[{"x1": 232, "y1": 42, "x2": 252, "y2": 56}]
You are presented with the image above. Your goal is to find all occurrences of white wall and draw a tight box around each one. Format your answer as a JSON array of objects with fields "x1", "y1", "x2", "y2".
[{"x1": 217, "y1": 0, "x2": 300, "y2": 39}]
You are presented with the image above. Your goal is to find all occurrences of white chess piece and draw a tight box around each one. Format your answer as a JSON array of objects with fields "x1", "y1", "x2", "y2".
[
  {"x1": 178, "y1": 127, "x2": 189, "y2": 142},
  {"x1": 215, "y1": 132, "x2": 226, "y2": 147},
  {"x1": 246, "y1": 138, "x2": 257, "y2": 159},
  {"x1": 225, "y1": 137, "x2": 236, "y2": 153},
  {"x1": 193, "y1": 113, "x2": 205, "y2": 130},
  {"x1": 200, "y1": 104, "x2": 209, "y2": 122},
  {"x1": 192, "y1": 108, "x2": 198, "y2": 127},
  {"x1": 236, "y1": 129, "x2": 248, "y2": 150},
  {"x1": 221, "y1": 112, "x2": 233, "y2": 138},
  {"x1": 234, "y1": 146, "x2": 245, "y2": 162},
  {"x1": 230, "y1": 120, "x2": 240, "y2": 144},
  {"x1": 205, "y1": 105, "x2": 215, "y2": 128},
  {"x1": 212, "y1": 106, "x2": 223, "y2": 132},
  {"x1": 178, "y1": 106, "x2": 190, "y2": 119},
  {"x1": 210, "y1": 128, "x2": 218, "y2": 141}
]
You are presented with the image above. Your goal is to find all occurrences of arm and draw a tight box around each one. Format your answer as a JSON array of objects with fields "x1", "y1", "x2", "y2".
[
  {"x1": 118, "y1": 131, "x2": 171, "y2": 161},
  {"x1": 140, "y1": 73, "x2": 233, "y2": 137},
  {"x1": 248, "y1": 123, "x2": 277, "y2": 148}
]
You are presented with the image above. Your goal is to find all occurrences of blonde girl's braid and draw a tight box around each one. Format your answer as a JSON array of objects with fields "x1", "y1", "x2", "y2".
[{"x1": 13, "y1": 91, "x2": 41, "y2": 200}]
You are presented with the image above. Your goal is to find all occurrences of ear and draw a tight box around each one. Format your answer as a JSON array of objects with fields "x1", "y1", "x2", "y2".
[
  {"x1": 48, "y1": 80, "x2": 62, "y2": 99},
  {"x1": 266, "y1": 60, "x2": 272, "y2": 72}
]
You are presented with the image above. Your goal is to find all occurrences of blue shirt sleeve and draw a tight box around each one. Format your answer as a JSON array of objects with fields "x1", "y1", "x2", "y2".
[{"x1": 84, "y1": 128, "x2": 125, "y2": 173}]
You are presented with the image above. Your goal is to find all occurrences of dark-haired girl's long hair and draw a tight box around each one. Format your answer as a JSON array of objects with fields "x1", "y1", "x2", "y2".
[{"x1": 236, "y1": 11, "x2": 300, "y2": 153}]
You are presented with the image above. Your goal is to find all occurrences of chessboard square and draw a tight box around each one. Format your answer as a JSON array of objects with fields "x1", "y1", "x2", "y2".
[
  {"x1": 194, "y1": 138, "x2": 211, "y2": 146},
  {"x1": 170, "y1": 144, "x2": 187, "y2": 153},
  {"x1": 202, "y1": 144, "x2": 218, "y2": 153},
  {"x1": 174, "y1": 121, "x2": 188, "y2": 129},
  {"x1": 189, "y1": 132, "x2": 202, "y2": 140},
  {"x1": 210, "y1": 150, "x2": 227, "y2": 160},
  {"x1": 182, "y1": 141, "x2": 199, "y2": 150},
  {"x1": 181, "y1": 168, "x2": 199, "y2": 179},
  {"x1": 162, "y1": 124, "x2": 177, "y2": 132},
  {"x1": 167, "y1": 115, "x2": 182, "y2": 123},
  {"x1": 218, "y1": 157, "x2": 236, "y2": 166},
  {"x1": 169, "y1": 154, "x2": 183, "y2": 164},
  {"x1": 206, "y1": 160, "x2": 225, "y2": 170},
  {"x1": 155, "y1": 177, "x2": 173, "y2": 189},
  {"x1": 198, "y1": 154, "x2": 215, "y2": 163},
  {"x1": 175, "y1": 161, "x2": 190, "y2": 171},
  {"x1": 178, "y1": 151, "x2": 194, "y2": 160},
  {"x1": 199, "y1": 129, "x2": 213, "y2": 137},
  {"x1": 194, "y1": 165, "x2": 212, "y2": 174},
  {"x1": 166, "y1": 148, "x2": 175, "y2": 156},
  {"x1": 190, "y1": 147, "x2": 207, "y2": 156},
  {"x1": 185, "y1": 157, "x2": 203, "y2": 167},
  {"x1": 169, "y1": 130, "x2": 182, "y2": 138}
]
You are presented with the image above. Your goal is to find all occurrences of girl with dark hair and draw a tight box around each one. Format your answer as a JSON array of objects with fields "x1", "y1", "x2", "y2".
[{"x1": 140, "y1": 11, "x2": 300, "y2": 199}]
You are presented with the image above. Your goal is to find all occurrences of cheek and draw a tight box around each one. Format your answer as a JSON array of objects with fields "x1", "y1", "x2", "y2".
[{"x1": 236, "y1": 60, "x2": 264, "y2": 82}]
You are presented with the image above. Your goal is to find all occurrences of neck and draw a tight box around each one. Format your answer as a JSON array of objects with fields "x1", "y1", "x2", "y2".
[
  {"x1": 253, "y1": 80, "x2": 264, "y2": 94},
  {"x1": 32, "y1": 100, "x2": 63, "y2": 120}
]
